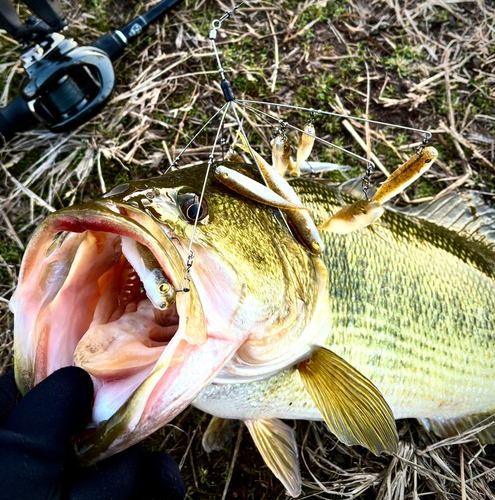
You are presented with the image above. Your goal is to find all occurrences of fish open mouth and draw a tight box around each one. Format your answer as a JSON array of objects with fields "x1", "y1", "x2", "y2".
[{"x1": 10, "y1": 201, "x2": 220, "y2": 464}]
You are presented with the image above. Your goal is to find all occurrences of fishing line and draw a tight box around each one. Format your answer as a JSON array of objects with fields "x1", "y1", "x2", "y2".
[
  {"x1": 168, "y1": 0, "x2": 435, "y2": 286},
  {"x1": 176, "y1": 100, "x2": 231, "y2": 293},
  {"x1": 163, "y1": 2, "x2": 245, "y2": 174},
  {"x1": 230, "y1": 104, "x2": 270, "y2": 185},
  {"x1": 208, "y1": 0, "x2": 273, "y2": 186},
  {"x1": 229, "y1": 103, "x2": 295, "y2": 232},
  {"x1": 237, "y1": 101, "x2": 376, "y2": 174},
  {"x1": 236, "y1": 99, "x2": 433, "y2": 142},
  {"x1": 163, "y1": 102, "x2": 229, "y2": 174}
]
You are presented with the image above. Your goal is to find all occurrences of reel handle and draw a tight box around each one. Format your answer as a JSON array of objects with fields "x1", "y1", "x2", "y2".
[
  {"x1": 0, "y1": 0, "x2": 24, "y2": 37},
  {"x1": 22, "y1": 0, "x2": 65, "y2": 30}
]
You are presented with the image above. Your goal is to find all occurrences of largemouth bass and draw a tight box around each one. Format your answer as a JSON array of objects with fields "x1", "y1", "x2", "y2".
[{"x1": 10, "y1": 161, "x2": 495, "y2": 496}]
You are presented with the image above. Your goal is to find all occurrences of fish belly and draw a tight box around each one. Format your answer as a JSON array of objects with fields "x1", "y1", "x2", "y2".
[{"x1": 195, "y1": 181, "x2": 495, "y2": 423}]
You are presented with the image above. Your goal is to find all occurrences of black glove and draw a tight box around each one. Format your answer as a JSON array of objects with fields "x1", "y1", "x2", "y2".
[{"x1": 0, "y1": 366, "x2": 186, "y2": 500}]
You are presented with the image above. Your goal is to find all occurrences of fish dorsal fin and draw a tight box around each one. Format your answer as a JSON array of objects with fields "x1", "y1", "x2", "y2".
[
  {"x1": 418, "y1": 414, "x2": 495, "y2": 445},
  {"x1": 244, "y1": 418, "x2": 301, "y2": 498},
  {"x1": 390, "y1": 191, "x2": 495, "y2": 245},
  {"x1": 338, "y1": 177, "x2": 370, "y2": 200},
  {"x1": 202, "y1": 416, "x2": 240, "y2": 452},
  {"x1": 389, "y1": 191, "x2": 495, "y2": 274},
  {"x1": 339, "y1": 179, "x2": 495, "y2": 248},
  {"x1": 297, "y1": 347, "x2": 398, "y2": 455}
]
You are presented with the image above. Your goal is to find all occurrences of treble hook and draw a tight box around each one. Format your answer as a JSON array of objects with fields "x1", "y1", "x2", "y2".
[{"x1": 176, "y1": 250, "x2": 195, "y2": 293}]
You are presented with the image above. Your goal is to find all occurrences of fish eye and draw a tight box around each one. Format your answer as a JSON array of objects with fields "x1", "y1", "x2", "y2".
[{"x1": 180, "y1": 194, "x2": 209, "y2": 224}]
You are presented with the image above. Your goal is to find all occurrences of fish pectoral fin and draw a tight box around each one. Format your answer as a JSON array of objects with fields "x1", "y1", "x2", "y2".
[
  {"x1": 245, "y1": 418, "x2": 301, "y2": 498},
  {"x1": 202, "y1": 416, "x2": 240, "y2": 452},
  {"x1": 418, "y1": 414, "x2": 495, "y2": 444},
  {"x1": 297, "y1": 347, "x2": 398, "y2": 455}
]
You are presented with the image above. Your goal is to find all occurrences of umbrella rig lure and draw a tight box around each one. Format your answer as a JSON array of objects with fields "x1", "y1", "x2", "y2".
[{"x1": 158, "y1": 1, "x2": 437, "y2": 294}]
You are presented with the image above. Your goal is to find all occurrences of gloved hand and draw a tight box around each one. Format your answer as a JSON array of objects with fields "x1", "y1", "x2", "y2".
[{"x1": 0, "y1": 366, "x2": 185, "y2": 500}]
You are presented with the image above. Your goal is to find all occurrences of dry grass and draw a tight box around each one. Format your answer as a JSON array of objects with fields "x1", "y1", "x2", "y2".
[{"x1": 0, "y1": 0, "x2": 495, "y2": 498}]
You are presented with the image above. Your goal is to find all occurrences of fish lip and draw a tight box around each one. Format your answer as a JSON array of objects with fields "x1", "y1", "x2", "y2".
[{"x1": 12, "y1": 200, "x2": 207, "y2": 462}]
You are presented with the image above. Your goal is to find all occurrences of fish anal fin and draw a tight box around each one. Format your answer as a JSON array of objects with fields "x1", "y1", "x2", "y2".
[
  {"x1": 245, "y1": 418, "x2": 301, "y2": 498},
  {"x1": 419, "y1": 414, "x2": 495, "y2": 444},
  {"x1": 297, "y1": 347, "x2": 398, "y2": 455},
  {"x1": 202, "y1": 416, "x2": 240, "y2": 452}
]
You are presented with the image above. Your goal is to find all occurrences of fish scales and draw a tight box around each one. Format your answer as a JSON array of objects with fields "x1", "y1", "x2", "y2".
[{"x1": 194, "y1": 177, "x2": 495, "y2": 423}]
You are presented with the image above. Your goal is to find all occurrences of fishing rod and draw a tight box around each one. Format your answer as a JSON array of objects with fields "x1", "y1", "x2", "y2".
[{"x1": 0, "y1": 0, "x2": 184, "y2": 143}]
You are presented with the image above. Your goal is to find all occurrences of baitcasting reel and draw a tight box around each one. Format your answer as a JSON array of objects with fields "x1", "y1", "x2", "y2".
[{"x1": 0, "y1": 0, "x2": 183, "y2": 142}]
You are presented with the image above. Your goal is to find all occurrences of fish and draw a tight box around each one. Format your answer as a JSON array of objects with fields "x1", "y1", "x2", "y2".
[
  {"x1": 224, "y1": 148, "x2": 244, "y2": 163},
  {"x1": 319, "y1": 146, "x2": 438, "y2": 234},
  {"x1": 318, "y1": 199, "x2": 384, "y2": 234},
  {"x1": 214, "y1": 165, "x2": 306, "y2": 210},
  {"x1": 291, "y1": 121, "x2": 315, "y2": 177},
  {"x1": 271, "y1": 133, "x2": 291, "y2": 176},
  {"x1": 373, "y1": 146, "x2": 439, "y2": 204},
  {"x1": 10, "y1": 160, "x2": 495, "y2": 498},
  {"x1": 121, "y1": 237, "x2": 176, "y2": 310}
]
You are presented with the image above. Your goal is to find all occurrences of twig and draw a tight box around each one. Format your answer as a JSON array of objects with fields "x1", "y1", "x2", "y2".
[
  {"x1": 267, "y1": 12, "x2": 279, "y2": 93},
  {"x1": 0, "y1": 162, "x2": 56, "y2": 212},
  {"x1": 439, "y1": 121, "x2": 495, "y2": 170},
  {"x1": 364, "y1": 62, "x2": 371, "y2": 163},
  {"x1": 333, "y1": 96, "x2": 390, "y2": 176},
  {"x1": 0, "y1": 209, "x2": 24, "y2": 250},
  {"x1": 342, "y1": 119, "x2": 390, "y2": 177},
  {"x1": 221, "y1": 421, "x2": 244, "y2": 500},
  {"x1": 0, "y1": 61, "x2": 20, "y2": 108},
  {"x1": 460, "y1": 446, "x2": 466, "y2": 500},
  {"x1": 178, "y1": 413, "x2": 206, "y2": 470},
  {"x1": 172, "y1": 87, "x2": 199, "y2": 159},
  {"x1": 96, "y1": 149, "x2": 106, "y2": 194}
]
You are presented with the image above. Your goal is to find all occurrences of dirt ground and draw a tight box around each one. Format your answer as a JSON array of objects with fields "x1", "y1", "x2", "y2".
[{"x1": 1, "y1": 0, "x2": 495, "y2": 498}]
